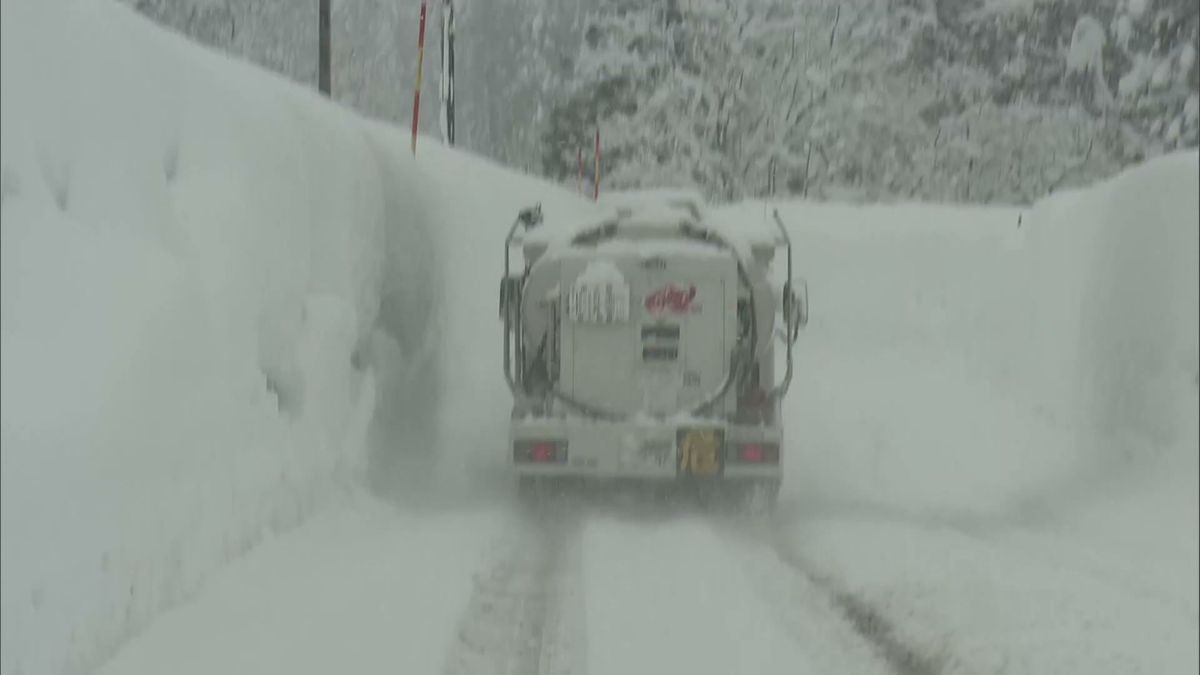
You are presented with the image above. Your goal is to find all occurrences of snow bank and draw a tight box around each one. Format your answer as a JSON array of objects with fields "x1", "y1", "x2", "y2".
[
  {"x1": 1068, "y1": 153, "x2": 1199, "y2": 452},
  {"x1": 717, "y1": 150, "x2": 1198, "y2": 518},
  {"x1": 373, "y1": 137, "x2": 598, "y2": 502},
  {"x1": 994, "y1": 149, "x2": 1198, "y2": 497},
  {"x1": 956, "y1": 149, "x2": 1199, "y2": 492},
  {"x1": 0, "y1": 1, "x2": 439, "y2": 672}
]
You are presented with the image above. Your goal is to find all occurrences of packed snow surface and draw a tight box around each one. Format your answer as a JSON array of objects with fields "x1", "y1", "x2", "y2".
[{"x1": 2, "y1": 1, "x2": 1197, "y2": 674}]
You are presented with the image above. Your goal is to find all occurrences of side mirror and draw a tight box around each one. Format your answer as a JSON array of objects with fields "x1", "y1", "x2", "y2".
[
  {"x1": 517, "y1": 204, "x2": 543, "y2": 230},
  {"x1": 499, "y1": 276, "x2": 523, "y2": 321},
  {"x1": 783, "y1": 278, "x2": 808, "y2": 340}
]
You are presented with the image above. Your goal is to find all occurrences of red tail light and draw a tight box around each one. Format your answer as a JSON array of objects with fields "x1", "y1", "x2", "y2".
[
  {"x1": 735, "y1": 443, "x2": 779, "y2": 464},
  {"x1": 513, "y1": 440, "x2": 567, "y2": 464}
]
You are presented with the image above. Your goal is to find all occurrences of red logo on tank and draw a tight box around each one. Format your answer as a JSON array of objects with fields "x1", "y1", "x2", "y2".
[{"x1": 644, "y1": 284, "x2": 697, "y2": 314}]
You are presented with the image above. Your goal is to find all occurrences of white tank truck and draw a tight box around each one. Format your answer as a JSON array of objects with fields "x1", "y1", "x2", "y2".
[{"x1": 498, "y1": 198, "x2": 807, "y2": 508}]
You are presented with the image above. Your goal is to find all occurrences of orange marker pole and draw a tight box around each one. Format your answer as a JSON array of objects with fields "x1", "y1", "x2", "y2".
[
  {"x1": 411, "y1": 0, "x2": 428, "y2": 154},
  {"x1": 593, "y1": 128, "x2": 600, "y2": 202}
]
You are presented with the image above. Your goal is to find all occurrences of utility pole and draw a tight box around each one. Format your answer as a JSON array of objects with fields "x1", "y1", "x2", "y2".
[
  {"x1": 318, "y1": 0, "x2": 331, "y2": 96},
  {"x1": 439, "y1": 0, "x2": 456, "y2": 146}
]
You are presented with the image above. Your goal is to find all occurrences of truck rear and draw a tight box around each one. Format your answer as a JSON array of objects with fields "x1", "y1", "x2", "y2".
[{"x1": 498, "y1": 200, "x2": 806, "y2": 507}]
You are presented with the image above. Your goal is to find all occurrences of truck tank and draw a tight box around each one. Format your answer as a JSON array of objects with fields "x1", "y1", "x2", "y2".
[{"x1": 498, "y1": 199, "x2": 806, "y2": 505}]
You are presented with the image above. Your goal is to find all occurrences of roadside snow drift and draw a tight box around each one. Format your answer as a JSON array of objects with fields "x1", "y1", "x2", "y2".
[
  {"x1": 716, "y1": 151, "x2": 1198, "y2": 521},
  {"x1": 0, "y1": 1, "x2": 437, "y2": 672}
]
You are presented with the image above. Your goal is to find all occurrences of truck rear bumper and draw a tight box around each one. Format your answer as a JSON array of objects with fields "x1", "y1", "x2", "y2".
[{"x1": 509, "y1": 415, "x2": 782, "y2": 481}]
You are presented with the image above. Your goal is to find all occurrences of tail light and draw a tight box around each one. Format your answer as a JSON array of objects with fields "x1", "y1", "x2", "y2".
[
  {"x1": 513, "y1": 440, "x2": 568, "y2": 464},
  {"x1": 733, "y1": 443, "x2": 779, "y2": 464},
  {"x1": 530, "y1": 443, "x2": 555, "y2": 462}
]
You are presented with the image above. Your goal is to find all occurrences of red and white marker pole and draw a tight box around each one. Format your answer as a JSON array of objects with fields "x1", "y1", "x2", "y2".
[
  {"x1": 411, "y1": 0, "x2": 428, "y2": 155},
  {"x1": 593, "y1": 128, "x2": 600, "y2": 202}
]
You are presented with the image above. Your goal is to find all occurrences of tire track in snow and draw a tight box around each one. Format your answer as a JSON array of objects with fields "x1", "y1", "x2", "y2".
[
  {"x1": 706, "y1": 516, "x2": 943, "y2": 675},
  {"x1": 580, "y1": 505, "x2": 898, "y2": 674},
  {"x1": 443, "y1": 507, "x2": 586, "y2": 675},
  {"x1": 761, "y1": 520, "x2": 945, "y2": 675}
]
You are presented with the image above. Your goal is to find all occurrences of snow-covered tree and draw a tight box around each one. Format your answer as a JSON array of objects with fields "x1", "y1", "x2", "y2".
[{"x1": 127, "y1": 0, "x2": 1198, "y2": 204}]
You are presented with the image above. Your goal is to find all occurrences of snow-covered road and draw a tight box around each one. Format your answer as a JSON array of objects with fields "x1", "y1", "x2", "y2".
[
  {"x1": 94, "y1": 475, "x2": 1198, "y2": 675},
  {"x1": 90, "y1": 496, "x2": 914, "y2": 675}
]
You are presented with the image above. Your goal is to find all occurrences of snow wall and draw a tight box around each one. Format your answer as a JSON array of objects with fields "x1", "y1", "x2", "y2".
[
  {"x1": 0, "y1": 1, "x2": 435, "y2": 672},
  {"x1": 720, "y1": 150, "x2": 1198, "y2": 518}
]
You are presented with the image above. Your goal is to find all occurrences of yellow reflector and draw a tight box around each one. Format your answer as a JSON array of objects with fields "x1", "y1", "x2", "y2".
[{"x1": 678, "y1": 428, "x2": 722, "y2": 476}]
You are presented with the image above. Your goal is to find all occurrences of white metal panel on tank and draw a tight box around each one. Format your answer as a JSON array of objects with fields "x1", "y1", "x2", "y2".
[
  {"x1": 640, "y1": 260, "x2": 733, "y2": 415},
  {"x1": 559, "y1": 256, "x2": 640, "y2": 415},
  {"x1": 559, "y1": 249, "x2": 736, "y2": 418}
]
